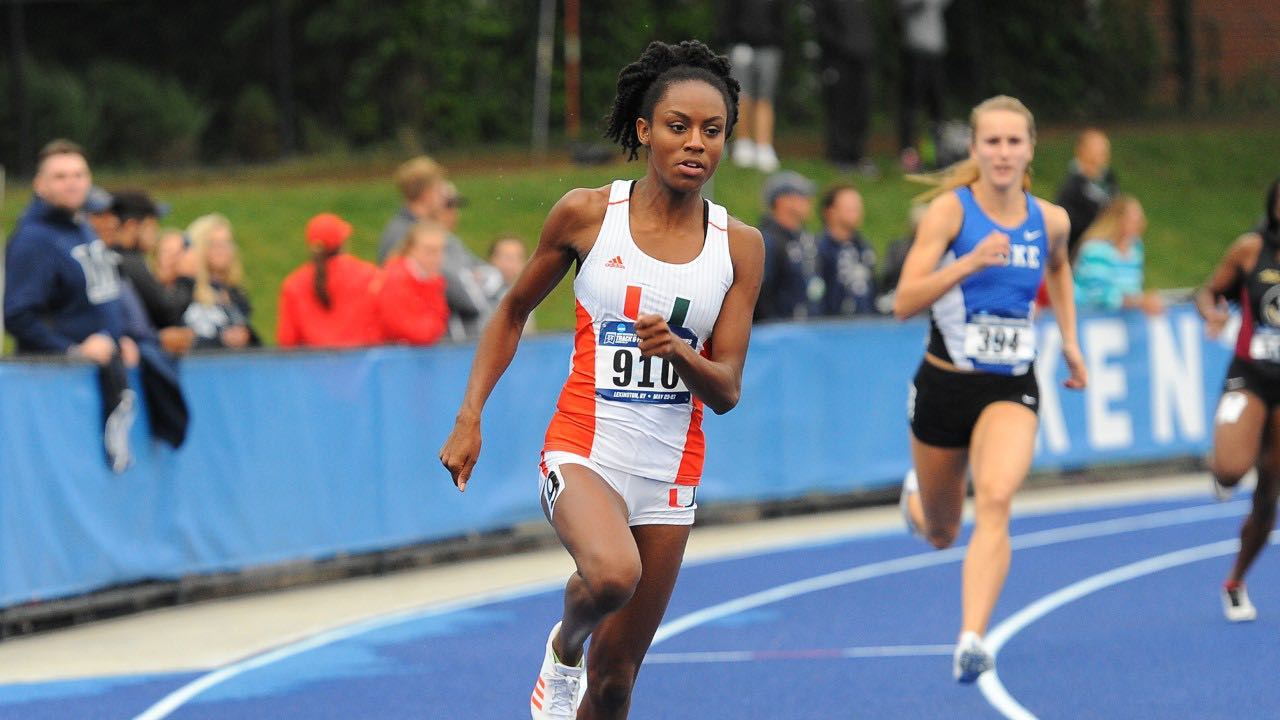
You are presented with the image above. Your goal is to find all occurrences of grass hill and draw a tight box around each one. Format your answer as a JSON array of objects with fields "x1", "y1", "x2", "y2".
[{"x1": 3, "y1": 119, "x2": 1277, "y2": 343}]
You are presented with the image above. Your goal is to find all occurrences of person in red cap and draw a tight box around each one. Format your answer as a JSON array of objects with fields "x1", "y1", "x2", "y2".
[{"x1": 277, "y1": 212, "x2": 382, "y2": 347}]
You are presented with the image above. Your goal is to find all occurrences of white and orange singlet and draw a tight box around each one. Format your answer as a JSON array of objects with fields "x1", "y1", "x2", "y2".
[{"x1": 543, "y1": 180, "x2": 735, "y2": 486}]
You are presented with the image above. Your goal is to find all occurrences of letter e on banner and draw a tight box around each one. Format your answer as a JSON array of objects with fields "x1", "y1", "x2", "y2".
[{"x1": 1035, "y1": 322, "x2": 1069, "y2": 454}]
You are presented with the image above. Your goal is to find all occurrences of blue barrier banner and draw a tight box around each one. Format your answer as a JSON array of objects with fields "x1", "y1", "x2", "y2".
[
  {"x1": 699, "y1": 303, "x2": 1234, "y2": 503},
  {"x1": 0, "y1": 303, "x2": 1234, "y2": 606}
]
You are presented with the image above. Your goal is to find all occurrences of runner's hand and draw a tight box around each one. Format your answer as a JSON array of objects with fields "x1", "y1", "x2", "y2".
[
  {"x1": 1062, "y1": 343, "x2": 1088, "y2": 390},
  {"x1": 440, "y1": 416, "x2": 481, "y2": 492},
  {"x1": 1203, "y1": 301, "x2": 1230, "y2": 338},
  {"x1": 635, "y1": 313, "x2": 682, "y2": 360},
  {"x1": 968, "y1": 231, "x2": 1011, "y2": 271}
]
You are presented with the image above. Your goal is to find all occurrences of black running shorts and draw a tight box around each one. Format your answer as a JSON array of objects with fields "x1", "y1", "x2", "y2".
[
  {"x1": 1222, "y1": 357, "x2": 1280, "y2": 408},
  {"x1": 908, "y1": 359, "x2": 1040, "y2": 448}
]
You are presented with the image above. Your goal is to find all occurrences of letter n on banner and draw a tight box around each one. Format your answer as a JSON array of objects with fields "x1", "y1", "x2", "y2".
[{"x1": 1148, "y1": 312, "x2": 1205, "y2": 444}]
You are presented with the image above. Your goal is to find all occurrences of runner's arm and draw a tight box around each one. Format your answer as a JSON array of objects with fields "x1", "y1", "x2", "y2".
[
  {"x1": 440, "y1": 188, "x2": 601, "y2": 489},
  {"x1": 1195, "y1": 233, "x2": 1256, "y2": 321},
  {"x1": 1040, "y1": 200, "x2": 1087, "y2": 389},
  {"x1": 893, "y1": 193, "x2": 976, "y2": 320}
]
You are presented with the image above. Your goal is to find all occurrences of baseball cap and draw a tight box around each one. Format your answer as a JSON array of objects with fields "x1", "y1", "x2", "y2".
[
  {"x1": 83, "y1": 186, "x2": 114, "y2": 214},
  {"x1": 762, "y1": 170, "x2": 816, "y2": 208},
  {"x1": 110, "y1": 189, "x2": 169, "y2": 220},
  {"x1": 442, "y1": 181, "x2": 467, "y2": 209},
  {"x1": 305, "y1": 212, "x2": 353, "y2": 251}
]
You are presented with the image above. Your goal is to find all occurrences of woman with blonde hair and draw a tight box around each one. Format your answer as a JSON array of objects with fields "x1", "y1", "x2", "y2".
[
  {"x1": 377, "y1": 221, "x2": 450, "y2": 346},
  {"x1": 1073, "y1": 193, "x2": 1164, "y2": 314},
  {"x1": 893, "y1": 95, "x2": 1088, "y2": 683},
  {"x1": 183, "y1": 213, "x2": 259, "y2": 349}
]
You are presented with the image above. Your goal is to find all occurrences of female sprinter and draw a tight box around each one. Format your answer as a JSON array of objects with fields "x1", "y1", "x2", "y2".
[
  {"x1": 893, "y1": 95, "x2": 1088, "y2": 683},
  {"x1": 1195, "y1": 177, "x2": 1280, "y2": 622},
  {"x1": 439, "y1": 40, "x2": 763, "y2": 719}
]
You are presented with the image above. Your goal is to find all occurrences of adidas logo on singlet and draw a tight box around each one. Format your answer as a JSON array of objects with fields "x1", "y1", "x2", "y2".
[{"x1": 605, "y1": 255, "x2": 626, "y2": 269}]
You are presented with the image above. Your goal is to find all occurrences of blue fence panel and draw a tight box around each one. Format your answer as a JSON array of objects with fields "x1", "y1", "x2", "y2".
[{"x1": 0, "y1": 303, "x2": 1235, "y2": 606}]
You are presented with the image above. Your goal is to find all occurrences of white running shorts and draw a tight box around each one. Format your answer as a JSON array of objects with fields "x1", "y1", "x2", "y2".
[{"x1": 540, "y1": 451, "x2": 697, "y2": 527}]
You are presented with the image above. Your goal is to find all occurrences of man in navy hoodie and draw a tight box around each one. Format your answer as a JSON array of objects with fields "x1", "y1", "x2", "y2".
[
  {"x1": 4, "y1": 139, "x2": 138, "y2": 471},
  {"x1": 817, "y1": 183, "x2": 879, "y2": 316}
]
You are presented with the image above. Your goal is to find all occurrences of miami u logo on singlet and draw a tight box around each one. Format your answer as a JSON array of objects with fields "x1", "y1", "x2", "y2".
[
  {"x1": 622, "y1": 285, "x2": 691, "y2": 325},
  {"x1": 596, "y1": 285, "x2": 698, "y2": 404}
]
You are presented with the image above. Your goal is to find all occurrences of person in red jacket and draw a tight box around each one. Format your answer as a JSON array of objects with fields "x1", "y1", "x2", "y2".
[
  {"x1": 379, "y1": 221, "x2": 450, "y2": 345},
  {"x1": 277, "y1": 213, "x2": 381, "y2": 347}
]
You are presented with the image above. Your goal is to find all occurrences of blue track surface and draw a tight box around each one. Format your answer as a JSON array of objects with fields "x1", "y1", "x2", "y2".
[{"x1": 2, "y1": 496, "x2": 1277, "y2": 719}]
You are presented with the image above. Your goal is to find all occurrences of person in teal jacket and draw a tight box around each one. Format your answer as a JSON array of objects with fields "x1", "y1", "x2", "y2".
[{"x1": 1073, "y1": 193, "x2": 1164, "y2": 314}]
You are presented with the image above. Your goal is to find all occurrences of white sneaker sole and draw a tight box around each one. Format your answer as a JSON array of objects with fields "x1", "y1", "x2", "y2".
[
  {"x1": 1222, "y1": 593, "x2": 1257, "y2": 622},
  {"x1": 953, "y1": 648, "x2": 994, "y2": 683},
  {"x1": 899, "y1": 470, "x2": 922, "y2": 538}
]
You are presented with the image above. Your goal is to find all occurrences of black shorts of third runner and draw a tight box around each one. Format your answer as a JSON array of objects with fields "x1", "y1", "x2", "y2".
[
  {"x1": 908, "y1": 358, "x2": 1040, "y2": 448},
  {"x1": 1223, "y1": 356, "x2": 1280, "y2": 408}
]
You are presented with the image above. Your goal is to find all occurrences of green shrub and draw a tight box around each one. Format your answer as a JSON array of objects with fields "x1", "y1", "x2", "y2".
[
  {"x1": 85, "y1": 61, "x2": 210, "y2": 167},
  {"x1": 230, "y1": 84, "x2": 281, "y2": 161},
  {"x1": 0, "y1": 60, "x2": 97, "y2": 166}
]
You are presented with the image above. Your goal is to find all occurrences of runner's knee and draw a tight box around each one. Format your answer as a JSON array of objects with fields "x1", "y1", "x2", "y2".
[
  {"x1": 580, "y1": 557, "x2": 641, "y2": 613},
  {"x1": 926, "y1": 523, "x2": 958, "y2": 550},
  {"x1": 1211, "y1": 455, "x2": 1252, "y2": 486}
]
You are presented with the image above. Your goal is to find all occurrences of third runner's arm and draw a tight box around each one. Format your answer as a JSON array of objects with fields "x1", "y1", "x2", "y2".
[
  {"x1": 635, "y1": 218, "x2": 764, "y2": 415},
  {"x1": 439, "y1": 188, "x2": 602, "y2": 490},
  {"x1": 1195, "y1": 233, "x2": 1257, "y2": 338},
  {"x1": 1039, "y1": 200, "x2": 1088, "y2": 389}
]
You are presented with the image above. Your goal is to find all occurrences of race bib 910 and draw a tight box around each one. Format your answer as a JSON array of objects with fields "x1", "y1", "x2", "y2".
[
  {"x1": 963, "y1": 315, "x2": 1035, "y2": 365},
  {"x1": 595, "y1": 321, "x2": 698, "y2": 404}
]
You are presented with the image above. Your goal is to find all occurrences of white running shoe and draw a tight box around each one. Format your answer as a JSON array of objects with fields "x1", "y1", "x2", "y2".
[
  {"x1": 1222, "y1": 582, "x2": 1257, "y2": 622},
  {"x1": 531, "y1": 621, "x2": 586, "y2": 719},
  {"x1": 953, "y1": 631, "x2": 994, "y2": 683},
  {"x1": 755, "y1": 144, "x2": 780, "y2": 172},
  {"x1": 732, "y1": 139, "x2": 756, "y2": 168},
  {"x1": 899, "y1": 469, "x2": 923, "y2": 539}
]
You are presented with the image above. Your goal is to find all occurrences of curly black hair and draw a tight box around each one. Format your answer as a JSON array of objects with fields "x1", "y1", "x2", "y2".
[{"x1": 603, "y1": 39, "x2": 740, "y2": 161}]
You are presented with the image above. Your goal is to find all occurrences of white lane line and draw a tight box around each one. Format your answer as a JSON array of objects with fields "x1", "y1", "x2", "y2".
[
  {"x1": 652, "y1": 501, "x2": 1244, "y2": 645},
  {"x1": 645, "y1": 645, "x2": 955, "y2": 664},
  {"x1": 131, "y1": 579, "x2": 564, "y2": 720},
  {"x1": 134, "y1": 500, "x2": 1244, "y2": 720},
  {"x1": 978, "y1": 531, "x2": 1279, "y2": 720}
]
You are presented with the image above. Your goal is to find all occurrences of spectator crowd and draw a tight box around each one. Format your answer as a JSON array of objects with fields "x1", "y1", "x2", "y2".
[{"x1": 2, "y1": 141, "x2": 530, "y2": 471}]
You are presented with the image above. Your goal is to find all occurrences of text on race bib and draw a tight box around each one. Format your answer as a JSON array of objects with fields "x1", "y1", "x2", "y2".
[
  {"x1": 1249, "y1": 327, "x2": 1280, "y2": 363},
  {"x1": 595, "y1": 321, "x2": 698, "y2": 404},
  {"x1": 963, "y1": 314, "x2": 1036, "y2": 365}
]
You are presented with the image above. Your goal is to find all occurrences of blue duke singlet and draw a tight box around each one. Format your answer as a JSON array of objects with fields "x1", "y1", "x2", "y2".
[{"x1": 926, "y1": 186, "x2": 1049, "y2": 376}]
